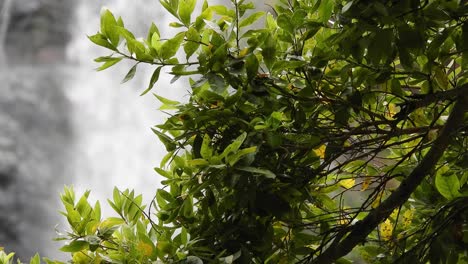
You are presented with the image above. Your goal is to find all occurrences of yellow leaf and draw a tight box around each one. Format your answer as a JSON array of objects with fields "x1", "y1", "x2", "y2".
[
  {"x1": 385, "y1": 103, "x2": 398, "y2": 118},
  {"x1": 157, "y1": 241, "x2": 172, "y2": 254},
  {"x1": 402, "y1": 208, "x2": 415, "y2": 228},
  {"x1": 390, "y1": 208, "x2": 399, "y2": 220},
  {"x1": 72, "y1": 252, "x2": 89, "y2": 264},
  {"x1": 239, "y1": 47, "x2": 249, "y2": 57},
  {"x1": 339, "y1": 178, "x2": 355, "y2": 189},
  {"x1": 372, "y1": 191, "x2": 384, "y2": 208},
  {"x1": 313, "y1": 144, "x2": 326, "y2": 159},
  {"x1": 380, "y1": 219, "x2": 393, "y2": 241},
  {"x1": 361, "y1": 177, "x2": 371, "y2": 191},
  {"x1": 137, "y1": 241, "x2": 153, "y2": 256},
  {"x1": 338, "y1": 216, "x2": 350, "y2": 225}
]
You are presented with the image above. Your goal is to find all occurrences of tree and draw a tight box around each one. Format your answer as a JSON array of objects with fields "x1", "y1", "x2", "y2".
[{"x1": 2, "y1": 0, "x2": 467, "y2": 263}]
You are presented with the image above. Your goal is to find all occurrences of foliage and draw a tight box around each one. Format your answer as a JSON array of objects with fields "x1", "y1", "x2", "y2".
[{"x1": 2, "y1": 0, "x2": 468, "y2": 263}]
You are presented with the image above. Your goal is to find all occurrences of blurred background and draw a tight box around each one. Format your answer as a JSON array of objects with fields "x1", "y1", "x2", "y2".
[{"x1": 0, "y1": 0, "x2": 186, "y2": 259}]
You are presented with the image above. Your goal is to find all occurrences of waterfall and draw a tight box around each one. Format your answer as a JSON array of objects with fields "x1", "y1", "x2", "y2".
[
  {"x1": 1, "y1": 0, "x2": 223, "y2": 259},
  {"x1": 66, "y1": 0, "x2": 186, "y2": 215}
]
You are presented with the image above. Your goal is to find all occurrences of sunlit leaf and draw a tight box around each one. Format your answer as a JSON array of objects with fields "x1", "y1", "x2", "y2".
[
  {"x1": 339, "y1": 178, "x2": 355, "y2": 189},
  {"x1": 379, "y1": 219, "x2": 393, "y2": 241},
  {"x1": 313, "y1": 145, "x2": 326, "y2": 159},
  {"x1": 178, "y1": 0, "x2": 196, "y2": 26}
]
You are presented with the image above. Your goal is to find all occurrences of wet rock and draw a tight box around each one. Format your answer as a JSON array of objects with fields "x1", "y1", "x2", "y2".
[
  {"x1": 0, "y1": 0, "x2": 74, "y2": 259},
  {"x1": 0, "y1": 67, "x2": 73, "y2": 259},
  {"x1": 5, "y1": 0, "x2": 73, "y2": 64}
]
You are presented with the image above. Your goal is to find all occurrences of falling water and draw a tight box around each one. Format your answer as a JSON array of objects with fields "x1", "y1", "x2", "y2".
[
  {"x1": 1, "y1": 0, "x2": 229, "y2": 259},
  {"x1": 0, "y1": 0, "x2": 184, "y2": 259},
  {"x1": 66, "y1": 0, "x2": 187, "y2": 216}
]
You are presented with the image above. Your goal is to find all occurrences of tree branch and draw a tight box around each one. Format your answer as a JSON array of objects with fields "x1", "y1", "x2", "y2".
[
  {"x1": 395, "y1": 83, "x2": 468, "y2": 119},
  {"x1": 310, "y1": 92, "x2": 468, "y2": 263}
]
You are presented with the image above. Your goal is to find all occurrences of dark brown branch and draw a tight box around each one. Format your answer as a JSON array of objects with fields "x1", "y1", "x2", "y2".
[
  {"x1": 395, "y1": 83, "x2": 468, "y2": 119},
  {"x1": 310, "y1": 92, "x2": 468, "y2": 263}
]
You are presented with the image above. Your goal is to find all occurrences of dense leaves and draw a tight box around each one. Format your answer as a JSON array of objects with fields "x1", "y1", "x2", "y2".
[{"x1": 2, "y1": 0, "x2": 468, "y2": 263}]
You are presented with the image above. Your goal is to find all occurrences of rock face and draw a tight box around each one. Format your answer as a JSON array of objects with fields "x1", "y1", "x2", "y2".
[
  {"x1": 0, "y1": 0, "x2": 74, "y2": 259},
  {"x1": 5, "y1": 0, "x2": 71, "y2": 64}
]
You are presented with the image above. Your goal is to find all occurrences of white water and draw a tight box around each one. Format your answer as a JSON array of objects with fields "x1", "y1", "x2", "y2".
[{"x1": 66, "y1": 0, "x2": 186, "y2": 215}]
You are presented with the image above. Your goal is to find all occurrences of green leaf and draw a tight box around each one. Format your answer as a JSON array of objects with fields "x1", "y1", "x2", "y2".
[
  {"x1": 391, "y1": 79, "x2": 404, "y2": 97},
  {"x1": 462, "y1": 22, "x2": 468, "y2": 71},
  {"x1": 96, "y1": 57, "x2": 123, "y2": 71},
  {"x1": 262, "y1": 33, "x2": 276, "y2": 70},
  {"x1": 182, "y1": 196, "x2": 193, "y2": 217},
  {"x1": 170, "y1": 22, "x2": 186, "y2": 28},
  {"x1": 185, "y1": 27, "x2": 201, "y2": 59},
  {"x1": 30, "y1": 253, "x2": 41, "y2": 264},
  {"x1": 154, "y1": 167, "x2": 172, "y2": 178},
  {"x1": 236, "y1": 166, "x2": 276, "y2": 179},
  {"x1": 283, "y1": 133, "x2": 320, "y2": 147},
  {"x1": 427, "y1": 29, "x2": 450, "y2": 60},
  {"x1": 318, "y1": 0, "x2": 334, "y2": 23},
  {"x1": 277, "y1": 14, "x2": 294, "y2": 34},
  {"x1": 84, "y1": 235, "x2": 101, "y2": 246},
  {"x1": 157, "y1": 189, "x2": 175, "y2": 203},
  {"x1": 367, "y1": 29, "x2": 393, "y2": 65},
  {"x1": 151, "y1": 31, "x2": 162, "y2": 53},
  {"x1": 100, "y1": 9, "x2": 119, "y2": 46},
  {"x1": 115, "y1": 26, "x2": 136, "y2": 43},
  {"x1": 245, "y1": 54, "x2": 259, "y2": 81},
  {"x1": 291, "y1": 9, "x2": 307, "y2": 28},
  {"x1": 227, "y1": 146, "x2": 257, "y2": 166},
  {"x1": 272, "y1": 60, "x2": 307, "y2": 72},
  {"x1": 60, "y1": 240, "x2": 88, "y2": 253},
  {"x1": 160, "y1": 32, "x2": 186, "y2": 60},
  {"x1": 219, "y1": 132, "x2": 247, "y2": 160},
  {"x1": 151, "y1": 128, "x2": 177, "y2": 151},
  {"x1": 203, "y1": 19, "x2": 223, "y2": 35},
  {"x1": 94, "y1": 56, "x2": 120, "y2": 63},
  {"x1": 187, "y1": 159, "x2": 210, "y2": 166},
  {"x1": 147, "y1": 22, "x2": 160, "y2": 44},
  {"x1": 160, "y1": 0, "x2": 179, "y2": 19},
  {"x1": 127, "y1": 39, "x2": 149, "y2": 60},
  {"x1": 434, "y1": 66, "x2": 448, "y2": 90},
  {"x1": 178, "y1": 0, "x2": 196, "y2": 26},
  {"x1": 154, "y1": 94, "x2": 180, "y2": 106},
  {"x1": 141, "y1": 66, "x2": 162, "y2": 96},
  {"x1": 398, "y1": 25, "x2": 424, "y2": 50},
  {"x1": 200, "y1": 134, "x2": 213, "y2": 159},
  {"x1": 239, "y1": 12, "x2": 264, "y2": 28},
  {"x1": 88, "y1": 34, "x2": 117, "y2": 51},
  {"x1": 435, "y1": 173, "x2": 461, "y2": 200},
  {"x1": 121, "y1": 64, "x2": 138, "y2": 83}
]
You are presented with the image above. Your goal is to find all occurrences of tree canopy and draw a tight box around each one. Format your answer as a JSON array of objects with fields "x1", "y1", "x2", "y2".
[{"x1": 2, "y1": 0, "x2": 468, "y2": 263}]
